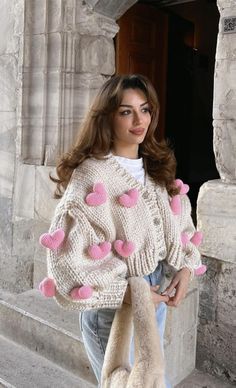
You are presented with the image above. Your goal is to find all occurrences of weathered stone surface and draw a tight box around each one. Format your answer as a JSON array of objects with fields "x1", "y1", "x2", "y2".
[
  {"x1": 0, "y1": 290, "x2": 96, "y2": 384},
  {"x1": 216, "y1": 33, "x2": 236, "y2": 61},
  {"x1": 25, "y1": 0, "x2": 47, "y2": 35},
  {"x1": 13, "y1": 164, "x2": 35, "y2": 220},
  {"x1": 0, "y1": 197, "x2": 12, "y2": 258},
  {"x1": 176, "y1": 368, "x2": 236, "y2": 388},
  {"x1": 217, "y1": 0, "x2": 236, "y2": 12},
  {"x1": 85, "y1": 0, "x2": 137, "y2": 19},
  {"x1": 217, "y1": 261, "x2": 236, "y2": 326},
  {"x1": 213, "y1": 119, "x2": 236, "y2": 182},
  {"x1": 213, "y1": 60, "x2": 236, "y2": 121},
  {"x1": 0, "y1": 335, "x2": 95, "y2": 388},
  {"x1": 165, "y1": 280, "x2": 199, "y2": 385},
  {"x1": 197, "y1": 312, "x2": 236, "y2": 383},
  {"x1": 0, "y1": 112, "x2": 16, "y2": 151},
  {"x1": 77, "y1": 35, "x2": 115, "y2": 75},
  {"x1": 24, "y1": 34, "x2": 46, "y2": 70},
  {"x1": 76, "y1": 8, "x2": 119, "y2": 38},
  {"x1": 35, "y1": 166, "x2": 59, "y2": 221},
  {"x1": 0, "y1": 0, "x2": 19, "y2": 54},
  {"x1": 0, "y1": 151, "x2": 14, "y2": 199},
  {"x1": 197, "y1": 180, "x2": 236, "y2": 263},
  {"x1": 197, "y1": 256, "x2": 236, "y2": 385},
  {"x1": 0, "y1": 55, "x2": 17, "y2": 111}
]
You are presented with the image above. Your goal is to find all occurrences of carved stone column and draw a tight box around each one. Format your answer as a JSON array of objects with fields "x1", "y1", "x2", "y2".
[{"x1": 196, "y1": 0, "x2": 236, "y2": 383}]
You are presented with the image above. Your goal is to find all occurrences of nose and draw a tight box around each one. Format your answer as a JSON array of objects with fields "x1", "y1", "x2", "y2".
[{"x1": 133, "y1": 111, "x2": 142, "y2": 125}]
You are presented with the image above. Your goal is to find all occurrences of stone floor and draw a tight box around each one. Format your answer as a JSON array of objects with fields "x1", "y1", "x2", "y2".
[{"x1": 176, "y1": 369, "x2": 235, "y2": 388}]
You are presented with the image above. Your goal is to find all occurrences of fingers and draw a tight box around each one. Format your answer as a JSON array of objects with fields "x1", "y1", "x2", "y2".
[
  {"x1": 151, "y1": 290, "x2": 169, "y2": 306},
  {"x1": 162, "y1": 278, "x2": 179, "y2": 297},
  {"x1": 166, "y1": 282, "x2": 187, "y2": 307}
]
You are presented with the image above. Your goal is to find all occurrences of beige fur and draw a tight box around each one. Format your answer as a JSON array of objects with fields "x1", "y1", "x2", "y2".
[{"x1": 101, "y1": 277, "x2": 166, "y2": 388}]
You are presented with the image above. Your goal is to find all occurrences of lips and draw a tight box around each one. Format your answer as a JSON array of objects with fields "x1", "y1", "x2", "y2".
[{"x1": 129, "y1": 128, "x2": 145, "y2": 135}]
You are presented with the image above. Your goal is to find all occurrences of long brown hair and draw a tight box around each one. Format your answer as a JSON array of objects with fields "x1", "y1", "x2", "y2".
[{"x1": 51, "y1": 74, "x2": 178, "y2": 198}]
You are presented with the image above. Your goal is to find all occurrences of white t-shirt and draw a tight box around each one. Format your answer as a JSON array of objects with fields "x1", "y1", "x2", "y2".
[{"x1": 113, "y1": 155, "x2": 145, "y2": 185}]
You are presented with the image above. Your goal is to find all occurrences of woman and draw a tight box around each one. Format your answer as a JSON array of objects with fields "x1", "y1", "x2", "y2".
[{"x1": 40, "y1": 74, "x2": 202, "y2": 387}]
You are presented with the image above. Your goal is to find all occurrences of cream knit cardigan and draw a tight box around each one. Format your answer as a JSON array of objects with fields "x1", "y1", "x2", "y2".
[{"x1": 47, "y1": 154, "x2": 201, "y2": 311}]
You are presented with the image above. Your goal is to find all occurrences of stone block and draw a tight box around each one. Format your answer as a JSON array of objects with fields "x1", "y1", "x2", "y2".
[
  {"x1": 164, "y1": 281, "x2": 199, "y2": 385},
  {"x1": 25, "y1": 0, "x2": 47, "y2": 35},
  {"x1": 213, "y1": 59, "x2": 236, "y2": 120},
  {"x1": 47, "y1": 0, "x2": 63, "y2": 32},
  {"x1": 77, "y1": 35, "x2": 115, "y2": 75},
  {"x1": 197, "y1": 255, "x2": 236, "y2": 385},
  {"x1": 0, "y1": 0, "x2": 19, "y2": 54},
  {"x1": 198, "y1": 257, "x2": 219, "y2": 323},
  {"x1": 48, "y1": 32, "x2": 63, "y2": 68},
  {"x1": 0, "y1": 290, "x2": 96, "y2": 384},
  {"x1": 85, "y1": 0, "x2": 137, "y2": 20},
  {"x1": 197, "y1": 321, "x2": 236, "y2": 384},
  {"x1": 24, "y1": 34, "x2": 46, "y2": 70},
  {"x1": 0, "y1": 197, "x2": 13, "y2": 258},
  {"x1": 216, "y1": 33, "x2": 236, "y2": 61},
  {"x1": 0, "y1": 112, "x2": 16, "y2": 152},
  {"x1": 22, "y1": 71, "x2": 45, "y2": 117},
  {"x1": 217, "y1": 261, "x2": 236, "y2": 326},
  {"x1": 76, "y1": 8, "x2": 119, "y2": 38},
  {"x1": 0, "y1": 335, "x2": 95, "y2": 388},
  {"x1": 35, "y1": 166, "x2": 59, "y2": 221},
  {"x1": 13, "y1": 163, "x2": 35, "y2": 220},
  {"x1": 197, "y1": 180, "x2": 236, "y2": 264},
  {"x1": 213, "y1": 119, "x2": 236, "y2": 182},
  {"x1": 0, "y1": 150, "x2": 14, "y2": 198},
  {"x1": 0, "y1": 54, "x2": 17, "y2": 111},
  {"x1": 217, "y1": 0, "x2": 236, "y2": 12}
]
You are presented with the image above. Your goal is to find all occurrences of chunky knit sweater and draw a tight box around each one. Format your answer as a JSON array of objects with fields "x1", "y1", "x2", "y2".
[{"x1": 47, "y1": 154, "x2": 201, "y2": 311}]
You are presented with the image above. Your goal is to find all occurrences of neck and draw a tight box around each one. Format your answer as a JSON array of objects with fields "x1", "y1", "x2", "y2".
[{"x1": 111, "y1": 145, "x2": 139, "y2": 159}]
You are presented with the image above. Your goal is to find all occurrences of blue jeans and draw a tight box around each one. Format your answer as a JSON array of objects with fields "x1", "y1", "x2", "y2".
[{"x1": 79, "y1": 262, "x2": 171, "y2": 388}]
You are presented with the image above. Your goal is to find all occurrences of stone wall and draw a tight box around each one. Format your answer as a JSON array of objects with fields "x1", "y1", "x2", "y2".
[
  {"x1": 196, "y1": 0, "x2": 236, "y2": 384},
  {"x1": 0, "y1": 0, "x2": 24, "y2": 291}
]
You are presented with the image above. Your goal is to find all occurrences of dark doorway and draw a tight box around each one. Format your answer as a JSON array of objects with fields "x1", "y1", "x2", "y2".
[
  {"x1": 116, "y1": 0, "x2": 220, "y2": 208},
  {"x1": 165, "y1": 10, "x2": 219, "y2": 207}
]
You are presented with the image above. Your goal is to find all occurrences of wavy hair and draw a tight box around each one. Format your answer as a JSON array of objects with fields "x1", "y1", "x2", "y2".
[{"x1": 51, "y1": 74, "x2": 178, "y2": 198}]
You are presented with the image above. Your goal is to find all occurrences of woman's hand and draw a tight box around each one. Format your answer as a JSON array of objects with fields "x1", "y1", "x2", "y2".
[
  {"x1": 162, "y1": 267, "x2": 191, "y2": 307},
  {"x1": 123, "y1": 284, "x2": 169, "y2": 307}
]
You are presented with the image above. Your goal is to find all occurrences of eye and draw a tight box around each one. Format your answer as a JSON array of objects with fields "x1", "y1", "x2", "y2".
[
  {"x1": 119, "y1": 109, "x2": 131, "y2": 116},
  {"x1": 141, "y1": 106, "x2": 151, "y2": 114}
]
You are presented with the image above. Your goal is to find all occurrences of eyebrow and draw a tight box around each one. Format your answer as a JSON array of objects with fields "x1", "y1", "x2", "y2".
[{"x1": 119, "y1": 101, "x2": 149, "y2": 108}]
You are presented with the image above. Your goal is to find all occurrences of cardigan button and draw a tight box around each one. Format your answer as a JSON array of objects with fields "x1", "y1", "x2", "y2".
[
  {"x1": 143, "y1": 192, "x2": 149, "y2": 199},
  {"x1": 153, "y1": 218, "x2": 160, "y2": 225}
]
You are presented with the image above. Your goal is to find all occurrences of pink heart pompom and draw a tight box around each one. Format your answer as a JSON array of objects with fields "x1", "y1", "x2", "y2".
[
  {"x1": 191, "y1": 231, "x2": 203, "y2": 247},
  {"x1": 118, "y1": 188, "x2": 139, "y2": 208},
  {"x1": 170, "y1": 195, "x2": 181, "y2": 215},
  {"x1": 85, "y1": 182, "x2": 107, "y2": 206},
  {"x1": 88, "y1": 241, "x2": 111, "y2": 260},
  {"x1": 194, "y1": 265, "x2": 207, "y2": 276},
  {"x1": 39, "y1": 229, "x2": 65, "y2": 250},
  {"x1": 70, "y1": 285, "x2": 93, "y2": 300},
  {"x1": 38, "y1": 277, "x2": 56, "y2": 297},
  {"x1": 114, "y1": 240, "x2": 135, "y2": 258},
  {"x1": 174, "y1": 179, "x2": 190, "y2": 195}
]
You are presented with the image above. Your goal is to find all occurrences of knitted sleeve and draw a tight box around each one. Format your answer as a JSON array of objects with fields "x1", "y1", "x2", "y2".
[
  {"x1": 46, "y1": 204, "x2": 128, "y2": 311},
  {"x1": 177, "y1": 195, "x2": 202, "y2": 277}
]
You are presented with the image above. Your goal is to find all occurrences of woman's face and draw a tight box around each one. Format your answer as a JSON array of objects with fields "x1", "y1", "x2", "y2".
[{"x1": 112, "y1": 88, "x2": 151, "y2": 158}]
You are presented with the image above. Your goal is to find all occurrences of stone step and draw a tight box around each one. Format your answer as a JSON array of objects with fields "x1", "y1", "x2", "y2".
[
  {"x1": 0, "y1": 289, "x2": 96, "y2": 385},
  {"x1": 0, "y1": 334, "x2": 95, "y2": 388},
  {"x1": 176, "y1": 368, "x2": 236, "y2": 388}
]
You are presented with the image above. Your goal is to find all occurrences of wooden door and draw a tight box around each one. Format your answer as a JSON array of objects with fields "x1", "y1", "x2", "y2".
[{"x1": 116, "y1": 3, "x2": 168, "y2": 139}]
